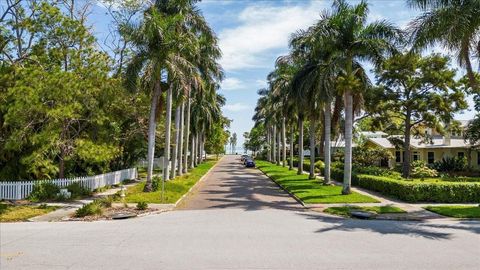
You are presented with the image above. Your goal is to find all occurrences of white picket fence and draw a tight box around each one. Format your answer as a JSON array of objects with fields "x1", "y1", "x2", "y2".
[{"x1": 0, "y1": 168, "x2": 137, "y2": 200}]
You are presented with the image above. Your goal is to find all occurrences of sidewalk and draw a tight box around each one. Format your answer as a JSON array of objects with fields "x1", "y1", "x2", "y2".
[{"x1": 29, "y1": 182, "x2": 143, "y2": 222}]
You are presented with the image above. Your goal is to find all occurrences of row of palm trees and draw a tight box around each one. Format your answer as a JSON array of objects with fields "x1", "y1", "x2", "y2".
[
  {"x1": 253, "y1": 0, "x2": 479, "y2": 194},
  {"x1": 124, "y1": 0, "x2": 225, "y2": 191}
]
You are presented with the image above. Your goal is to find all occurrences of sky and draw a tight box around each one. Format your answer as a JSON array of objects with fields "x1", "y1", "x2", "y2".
[{"x1": 89, "y1": 0, "x2": 477, "y2": 148}]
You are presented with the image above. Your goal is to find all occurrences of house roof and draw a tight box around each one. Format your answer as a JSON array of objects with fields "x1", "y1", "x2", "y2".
[{"x1": 368, "y1": 137, "x2": 474, "y2": 149}]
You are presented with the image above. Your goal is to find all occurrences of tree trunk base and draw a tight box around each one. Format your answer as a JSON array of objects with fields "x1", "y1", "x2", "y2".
[
  {"x1": 341, "y1": 188, "x2": 351, "y2": 195},
  {"x1": 143, "y1": 184, "x2": 153, "y2": 192}
]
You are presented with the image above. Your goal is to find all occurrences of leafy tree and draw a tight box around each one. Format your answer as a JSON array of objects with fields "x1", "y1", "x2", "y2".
[
  {"x1": 0, "y1": 2, "x2": 143, "y2": 179},
  {"x1": 205, "y1": 117, "x2": 230, "y2": 159},
  {"x1": 374, "y1": 52, "x2": 467, "y2": 178},
  {"x1": 408, "y1": 0, "x2": 480, "y2": 91}
]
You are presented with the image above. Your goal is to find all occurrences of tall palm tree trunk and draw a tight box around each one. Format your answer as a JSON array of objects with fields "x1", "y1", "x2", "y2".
[
  {"x1": 289, "y1": 125, "x2": 294, "y2": 170},
  {"x1": 183, "y1": 96, "x2": 191, "y2": 173},
  {"x1": 201, "y1": 131, "x2": 205, "y2": 162},
  {"x1": 277, "y1": 129, "x2": 281, "y2": 166},
  {"x1": 272, "y1": 126, "x2": 277, "y2": 164},
  {"x1": 343, "y1": 91, "x2": 353, "y2": 194},
  {"x1": 309, "y1": 117, "x2": 316, "y2": 179},
  {"x1": 298, "y1": 117, "x2": 304, "y2": 175},
  {"x1": 171, "y1": 106, "x2": 180, "y2": 179},
  {"x1": 267, "y1": 127, "x2": 271, "y2": 162},
  {"x1": 191, "y1": 133, "x2": 196, "y2": 168},
  {"x1": 163, "y1": 86, "x2": 173, "y2": 181},
  {"x1": 178, "y1": 102, "x2": 184, "y2": 176},
  {"x1": 145, "y1": 81, "x2": 162, "y2": 191},
  {"x1": 324, "y1": 101, "x2": 332, "y2": 184},
  {"x1": 282, "y1": 117, "x2": 286, "y2": 167}
]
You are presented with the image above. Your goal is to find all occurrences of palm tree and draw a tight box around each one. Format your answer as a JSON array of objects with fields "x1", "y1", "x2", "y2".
[
  {"x1": 124, "y1": 3, "x2": 197, "y2": 190},
  {"x1": 319, "y1": 0, "x2": 400, "y2": 194},
  {"x1": 408, "y1": 0, "x2": 480, "y2": 91}
]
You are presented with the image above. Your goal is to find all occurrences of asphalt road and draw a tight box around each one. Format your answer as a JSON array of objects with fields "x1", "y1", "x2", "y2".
[{"x1": 1, "y1": 155, "x2": 479, "y2": 270}]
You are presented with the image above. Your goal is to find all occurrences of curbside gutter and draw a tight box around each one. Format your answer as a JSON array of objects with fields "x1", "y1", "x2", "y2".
[
  {"x1": 173, "y1": 156, "x2": 224, "y2": 209},
  {"x1": 256, "y1": 166, "x2": 307, "y2": 208}
]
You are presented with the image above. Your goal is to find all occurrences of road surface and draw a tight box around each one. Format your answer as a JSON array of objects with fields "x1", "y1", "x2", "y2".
[{"x1": 1, "y1": 155, "x2": 479, "y2": 269}]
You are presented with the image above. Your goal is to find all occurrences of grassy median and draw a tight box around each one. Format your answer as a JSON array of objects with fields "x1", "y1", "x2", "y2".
[
  {"x1": 123, "y1": 160, "x2": 216, "y2": 204},
  {"x1": 256, "y1": 160, "x2": 378, "y2": 204}
]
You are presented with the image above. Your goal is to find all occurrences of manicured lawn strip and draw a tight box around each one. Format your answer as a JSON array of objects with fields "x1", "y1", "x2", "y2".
[
  {"x1": 324, "y1": 205, "x2": 406, "y2": 217},
  {"x1": 424, "y1": 206, "x2": 480, "y2": 218},
  {"x1": 256, "y1": 161, "x2": 378, "y2": 204},
  {"x1": 123, "y1": 161, "x2": 216, "y2": 204},
  {"x1": 0, "y1": 203, "x2": 58, "y2": 222},
  {"x1": 411, "y1": 177, "x2": 480, "y2": 183}
]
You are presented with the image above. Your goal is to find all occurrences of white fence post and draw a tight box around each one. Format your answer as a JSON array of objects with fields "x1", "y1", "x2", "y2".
[{"x1": 0, "y1": 168, "x2": 137, "y2": 200}]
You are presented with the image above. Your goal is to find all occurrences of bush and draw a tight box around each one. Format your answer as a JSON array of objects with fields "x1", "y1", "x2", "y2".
[
  {"x1": 66, "y1": 182, "x2": 92, "y2": 199},
  {"x1": 136, "y1": 201, "x2": 148, "y2": 210},
  {"x1": 28, "y1": 182, "x2": 60, "y2": 202},
  {"x1": 75, "y1": 201, "x2": 103, "y2": 217},
  {"x1": 97, "y1": 196, "x2": 113, "y2": 207},
  {"x1": 433, "y1": 156, "x2": 468, "y2": 172},
  {"x1": 356, "y1": 174, "x2": 480, "y2": 203},
  {"x1": 353, "y1": 165, "x2": 402, "y2": 179},
  {"x1": 151, "y1": 176, "x2": 162, "y2": 191},
  {"x1": 411, "y1": 160, "x2": 438, "y2": 180}
]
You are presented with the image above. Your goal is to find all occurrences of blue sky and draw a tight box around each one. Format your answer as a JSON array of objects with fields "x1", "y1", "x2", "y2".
[{"x1": 90, "y1": 0, "x2": 477, "y2": 147}]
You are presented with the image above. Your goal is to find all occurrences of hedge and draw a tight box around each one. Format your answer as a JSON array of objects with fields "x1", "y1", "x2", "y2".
[{"x1": 356, "y1": 174, "x2": 480, "y2": 203}]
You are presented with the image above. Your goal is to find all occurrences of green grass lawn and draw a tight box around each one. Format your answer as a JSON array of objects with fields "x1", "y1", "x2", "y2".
[
  {"x1": 324, "y1": 205, "x2": 406, "y2": 217},
  {"x1": 123, "y1": 161, "x2": 216, "y2": 204},
  {"x1": 424, "y1": 205, "x2": 480, "y2": 218},
  {"x1": 0, "y1": 203, "x2": 58, "y2": 222},
  {"x1": 256, "y1": 160, "x2": 378, "y2": 204},
  {"x1": 406, "y1": 177, "x2": 480, "y2": 183}
]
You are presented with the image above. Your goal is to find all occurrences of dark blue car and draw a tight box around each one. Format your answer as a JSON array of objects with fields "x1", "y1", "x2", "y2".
[{"x1": 245, "y1": 159, "x2": 255, "y2": 168}]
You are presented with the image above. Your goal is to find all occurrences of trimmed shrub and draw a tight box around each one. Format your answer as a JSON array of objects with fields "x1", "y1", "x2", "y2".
[
  {"x1": 28, "y1": 182, "x2": 60, "y2": 202},
  {"x1": 75, "y1": 201, "x2": 103, "y2": 217},
  {"x1": 136, "y1": 201, "x2": 148, "y2": 210},
  {"x1": 356, "y1": 174, "x2": 480, "y2": 203},
  {"x1": 152, "y1": 176, "x2": 162, "y2": 191},
  {"x1": 66, "y1": 182, "x2": 92, "y2": 199}
]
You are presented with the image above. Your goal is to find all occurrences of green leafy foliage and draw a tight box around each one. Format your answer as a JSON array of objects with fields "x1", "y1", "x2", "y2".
[
  {"x1": 356, "y1": 174, "x2": 480, "y2": 203},
  {"x1": 411, "y1": 160, "x2": 438, "y2": 180},
  {"x1": 28, "y1": 182, "x2": 60, "y2": 202},
  {"x1": 136, "y1": 201, "x2": 148, "y2": 210},
  {"x1": 352, "y1": 143, "x2": 393, "y2": 167},
  {"x1": 75, "y1": 201, "x2": 104, "y2": 217},
  {"x1": 66, "y1": 182, "x2": 92, "y2": 199},
  {"x1": 433, "y1": 156, "x2": 468, "y2": 172}
]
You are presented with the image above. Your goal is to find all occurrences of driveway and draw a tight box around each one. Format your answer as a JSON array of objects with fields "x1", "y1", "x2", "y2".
[
  {"x1": 1, "y1": 155, "x2": 479, "y2": 270},
  {"x1": 177, "y1": 155, "x2": 303, "y2": 210}
]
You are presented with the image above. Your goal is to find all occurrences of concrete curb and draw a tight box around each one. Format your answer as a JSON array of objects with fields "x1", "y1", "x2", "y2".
[
  {"x1": 256, "y1": 165, "x2": 307, "y2": 209},
  {"x1": 173, "y1": 157, "x2": 223, "y2": 209}
]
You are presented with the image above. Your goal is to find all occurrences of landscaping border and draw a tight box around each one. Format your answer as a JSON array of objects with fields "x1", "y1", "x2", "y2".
[{"x1": 256, "y1": 165, "x2": 307, "y2": 208}]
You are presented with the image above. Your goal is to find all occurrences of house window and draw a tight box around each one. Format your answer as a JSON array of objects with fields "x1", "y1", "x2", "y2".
[
  {"x1": 413, "y1": 152, "x2": 420, "y2": 161},
  {"x1": 395, "y1": 151, "x2": 401, "y2": 163},
  {"x1": 458, "y1": 152, "x2": 465, "y2": 159},
  {"x1": 427, "y1": 152, "x2": 435, "y2": 164}
]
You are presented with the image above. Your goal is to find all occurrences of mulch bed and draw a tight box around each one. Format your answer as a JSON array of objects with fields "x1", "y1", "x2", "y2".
[{"x1": 67, "y1": 206, "x2": 159, "y2": 221}]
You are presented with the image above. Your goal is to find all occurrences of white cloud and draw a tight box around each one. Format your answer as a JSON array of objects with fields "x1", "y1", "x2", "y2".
[
  {"x1": 218, "y1": 1, "x2": 326, "y2": 71},
  {"x1": 223, "y1": 103, "x2": 250, "y2": 112},
  {"x1": 221, "y1": 77, "x2": 244, "y2": 91}
]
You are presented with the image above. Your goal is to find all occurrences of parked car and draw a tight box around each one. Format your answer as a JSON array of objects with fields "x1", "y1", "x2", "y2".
[
  {"x1": 245, "y1": 159, "x2": 255, "y2": 168},
  {"x1": 241, "y1": 155, "x2": 249, "y2": 161}
]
